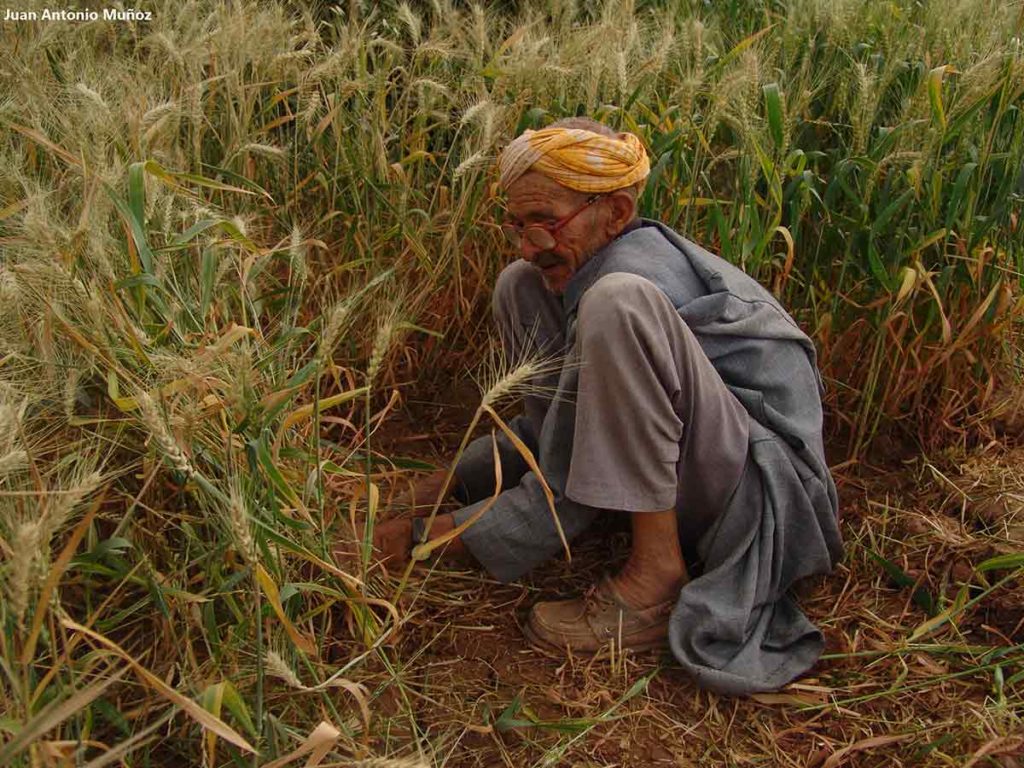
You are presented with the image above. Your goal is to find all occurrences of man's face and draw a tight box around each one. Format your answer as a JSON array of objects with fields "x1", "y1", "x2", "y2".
[{"x1": 504, "y1": 171, "x2": 612, "y2": 295}]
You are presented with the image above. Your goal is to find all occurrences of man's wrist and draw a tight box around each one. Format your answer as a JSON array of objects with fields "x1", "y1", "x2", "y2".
[
  {"x1": 411, "y1": 516, "x2": 427, "y2": 546},
  {"x1": 409, "y1": 513, "x2": 467, "y2": 560}
]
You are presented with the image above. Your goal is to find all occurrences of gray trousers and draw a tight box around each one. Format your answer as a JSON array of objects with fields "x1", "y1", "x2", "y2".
[{"x1": 454, "y1": 259, "x2": 752, "y2": 570}]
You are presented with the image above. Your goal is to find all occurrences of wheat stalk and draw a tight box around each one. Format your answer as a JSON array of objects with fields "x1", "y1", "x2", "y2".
[
  {"x1": 7, "y1": 521, "x2": 39, "y2": 627},
  {"x1": 397, "y1": 2, "x2": 421, "y2": 44},
  {"x1": 0, "y1": 450, "x2": 28, "y2": 479},
  {"x1": 459, "y1": 99, "x2": 493, "y2": 129},
  {"x1": 37, "y1": 470, "x2": 102, "y2": 555},
  {"x1": 0, "y1": 399, "x2": 27, "y2": 455},
  {"x1": 141, "y1": 100, "x2": 179, "y2": 129},
  {"x1": 73, "y1": 82, "x2": 109, "y2": 114},
  {"x1": 136, "y1": 392, "x2": 195, "y2": 478},
  {"x1": 264, "y1": 650, "x2": 302, "y2": 688},
  {"x1": 238, "y1": 142, "x2": 287, "y2": 159},
  {"x1": 453, "y1": 150, "x2": 488, "y2": 181},
  {"x1": 367, "y1": 306, "x2": 410, "y2": 388},
  {"x1": 0, "y1": 267, "x2": 20, "y2": 308},
  {"x1": 477, "y1": 334, "x2": 569, "y2": 409},
  {"x1": 288, "y1": 224, "x2": 307, "y2": 292},
  {"x1": 394, "y1": 343, "x2": 571, "y2": 600},
  {"x1": 319, "y1": 299, "x2": 354, "y2": 365},
  {"x1": 227, "y1": 482, "x2": 256, "y2": 562}
]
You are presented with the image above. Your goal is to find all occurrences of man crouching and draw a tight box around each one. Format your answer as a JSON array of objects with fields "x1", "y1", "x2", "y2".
[{"x1": 341, "y1": 117, "x2": 843, "y2": 696}]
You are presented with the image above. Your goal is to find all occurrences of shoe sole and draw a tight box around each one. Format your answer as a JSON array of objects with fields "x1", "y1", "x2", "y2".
[{"x1": 521, "y1": 619, "x2": 667, "y2": 656}]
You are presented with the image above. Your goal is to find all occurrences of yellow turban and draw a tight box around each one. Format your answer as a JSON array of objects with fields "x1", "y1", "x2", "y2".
[{"x1": 498, "y1": 127, "x2": 650, "y2": 193}]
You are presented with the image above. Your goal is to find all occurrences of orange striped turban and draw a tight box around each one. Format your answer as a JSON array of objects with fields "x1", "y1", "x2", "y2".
[{"x1": 498, "y1": 127, "x2": 650, "y2": 193}]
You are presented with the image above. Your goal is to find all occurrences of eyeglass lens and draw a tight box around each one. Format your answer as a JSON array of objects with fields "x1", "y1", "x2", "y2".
[{"x1": 502, "y1": 226, "x2": 556, "y2": 250}]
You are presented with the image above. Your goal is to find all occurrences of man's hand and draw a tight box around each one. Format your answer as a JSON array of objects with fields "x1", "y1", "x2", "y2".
[
  {"x1": 392, "y1": 469, "x2": 460, "y2": 515},
  {"x1": 332, "y1": 513, "x2": 468, "y2": 574},
  {"x1": 334, "y1": 518, "x2": 413, "y2": 572},
  {"x1": 330, "y1": 467, "x2": 469, "y2": 574}
]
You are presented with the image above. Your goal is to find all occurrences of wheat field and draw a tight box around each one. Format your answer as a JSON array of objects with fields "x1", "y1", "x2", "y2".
[{"x1": 1, "y1": 0, "x2": 1023, "y2": 765}]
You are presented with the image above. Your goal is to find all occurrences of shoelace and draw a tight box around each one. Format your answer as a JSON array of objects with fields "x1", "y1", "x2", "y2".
[
  {"x1": 581, "y1": 580, "x2": 619, "y2": 614},
  {"x1": 584, "y1": 579, "x2": 674, "y2": 619}
]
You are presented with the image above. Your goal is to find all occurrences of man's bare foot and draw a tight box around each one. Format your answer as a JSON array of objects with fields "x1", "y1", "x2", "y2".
[{"x1": 607, "y1": 552, "x2": 687, "y2": 609}]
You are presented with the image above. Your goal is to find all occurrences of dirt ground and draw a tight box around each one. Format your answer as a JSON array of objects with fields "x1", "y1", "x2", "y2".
[{"x1": 348, "y1": 390, "x2": 1024, "y2": 768}]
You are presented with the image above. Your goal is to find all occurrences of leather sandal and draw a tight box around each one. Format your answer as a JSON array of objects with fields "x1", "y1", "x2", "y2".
[{"x1": 523, "y1": 577, "x2": 674, "y2": 654}]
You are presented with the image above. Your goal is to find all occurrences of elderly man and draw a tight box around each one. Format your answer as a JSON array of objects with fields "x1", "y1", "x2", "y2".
[{"x1": 360, "y1": 117, "x2": 843, "y2": 695}]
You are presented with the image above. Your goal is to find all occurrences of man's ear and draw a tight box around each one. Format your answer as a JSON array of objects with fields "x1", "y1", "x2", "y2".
[{"x1": 603, "y1": 190, "x2": 637, "y2": 238}]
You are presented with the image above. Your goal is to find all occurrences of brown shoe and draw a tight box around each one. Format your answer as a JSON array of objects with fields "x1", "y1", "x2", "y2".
[{"x1": 523, "y1": 577, "x2": 674, "y2": 654}]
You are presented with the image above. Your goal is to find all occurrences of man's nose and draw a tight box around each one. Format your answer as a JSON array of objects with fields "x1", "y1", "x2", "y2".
[{"x1": 519, "y1": 237, "x2": 544, "y2": 263}]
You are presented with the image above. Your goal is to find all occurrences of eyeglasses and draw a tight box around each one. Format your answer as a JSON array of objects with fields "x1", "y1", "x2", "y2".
[{"x1": 500, "y1": 194, "x2": 602, "y2": 250}]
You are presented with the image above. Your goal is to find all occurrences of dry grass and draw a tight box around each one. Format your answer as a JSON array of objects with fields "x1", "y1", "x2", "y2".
[{"x1": 354, "y1": 420, "x2": 1024, "y2": 767}]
